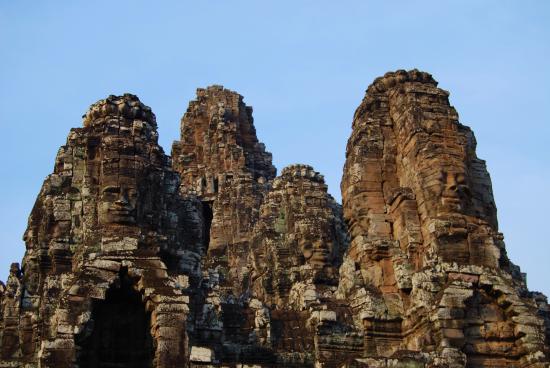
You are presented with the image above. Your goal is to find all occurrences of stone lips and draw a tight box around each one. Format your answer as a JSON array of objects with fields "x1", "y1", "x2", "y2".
[{"x1": 0, "y1": 71, "x2": 548, "y2": 367}]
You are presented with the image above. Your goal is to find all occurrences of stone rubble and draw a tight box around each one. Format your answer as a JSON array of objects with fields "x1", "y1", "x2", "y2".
[{"x1": 0, "y1": 71, "x2": 548, "y2": 367}]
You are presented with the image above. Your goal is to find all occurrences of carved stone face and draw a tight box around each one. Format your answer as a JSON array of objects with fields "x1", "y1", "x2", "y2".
[
  {"x1": 22, "y1": 258, "x2": 40, "y2": 294},
  {"x1": 439, "y1": 170, "x2": 471, "y2": 214},
  {"x1": 310, "y1": 239, "x2": 332, "y2": 267},
  {"x1": 348, "y1": 190, "x2": 370, "y2": 238},
  {"x1": 300, "y1": 238, "x2": 333, "y2": 269},
  {"x1": 98, "y1": 184, "x2": 138, "y2": 225},
  {"x1": 98, "y1": 163, "x2": 140, "y2": 226}
]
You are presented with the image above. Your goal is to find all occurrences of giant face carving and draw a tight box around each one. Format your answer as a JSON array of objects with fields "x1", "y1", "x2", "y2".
[
  {"x1": 98, "y1": 183, "x2": 138, "y2": 225},
  {"x1": 297, "y1": 216, "x2": 335, "y2": 271},
  {"x1": 98, "y1": 159, "x2": 140, "y2": 226},
  {"x1": 419, "y1": 163, "x2": 472, "y2": 218},
  {"x1": 301, "y1": 239, "x2": 332, "y2": 269},
  {"x1": 439, "y1": 169, "x2": 471, "y2": 214},
  {"x1": 345, "y1": 190, "x2": 370, "y2": 239}
]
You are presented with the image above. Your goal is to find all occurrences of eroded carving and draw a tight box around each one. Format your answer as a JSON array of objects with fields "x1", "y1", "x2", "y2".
[{"x1": 0, "y1": 74, "x2": 547, "y2": 368}]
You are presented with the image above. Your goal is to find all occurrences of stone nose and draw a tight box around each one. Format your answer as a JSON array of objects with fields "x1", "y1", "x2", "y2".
[
  {"x1": 446, "y1": 175, "x2": 458, "y2": 192},
  {"x1": 312, "y1": 241, "x2": 329, "y2": 255},
  {"x1": 116, "y1": 190, "x2": 129, "y2": 205}
]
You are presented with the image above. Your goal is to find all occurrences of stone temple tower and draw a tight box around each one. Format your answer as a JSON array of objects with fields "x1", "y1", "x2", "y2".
[
  {"x1": 338, "y1": 70, "x2": 549, "y2": 367},
  {"x1": 171, "y1": 86, "x2": 276, "y2": 292},
  {"x1": 0, "y1": 72, "x2": 548, "y2": 367},
  {"x1": 0, "y1": 94, "x2": 202, "y2": 367}
]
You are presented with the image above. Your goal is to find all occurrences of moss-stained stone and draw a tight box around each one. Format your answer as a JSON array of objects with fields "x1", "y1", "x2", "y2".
[{"x1": 0, "y1": 72, "x2": 548, "y2": 367}]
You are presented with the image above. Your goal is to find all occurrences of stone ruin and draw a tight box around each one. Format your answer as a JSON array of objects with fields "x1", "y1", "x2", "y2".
[
  {"x1": 0, "y1": 71, "x2": 548, "y2": 367},
  {"x1": 0, "y1": 94, "x2": 202, "y2": 367}
]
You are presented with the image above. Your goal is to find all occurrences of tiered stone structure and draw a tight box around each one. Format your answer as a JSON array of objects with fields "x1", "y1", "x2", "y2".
[
  {"x1": 171, "y1": 85, "x2": 275, "y2": 259},
  {"x1": 338, "y1": 70, "x2": 549, "y2": 367},
  {"x1": 0, "y1": 95, "x2": 202, "y2": 367},
  {"x1": 246, "y1": 164, "x2": 351, "y2": 366},
  {"x1": 251, "y1": 164, "x2": 347, "y2": 308},
  {"x1": 0, "y1": 71, "x2": 548, "y2": 368},
  {"x1": 170, "y1": 87, "x2": 280, "y2": 363}
]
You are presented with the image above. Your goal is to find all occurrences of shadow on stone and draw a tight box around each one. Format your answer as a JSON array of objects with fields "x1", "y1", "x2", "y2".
[{"x1": 76, "y1": 269, "x2": 153, "y2": 368}]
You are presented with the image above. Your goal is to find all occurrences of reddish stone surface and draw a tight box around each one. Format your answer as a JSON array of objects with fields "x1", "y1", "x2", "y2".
[{"x1": 0, "y1": 72, "x2": 548, "y2": 367}]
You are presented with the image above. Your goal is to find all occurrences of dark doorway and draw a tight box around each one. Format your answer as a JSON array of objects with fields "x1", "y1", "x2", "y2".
[
  {"x1": 202, "y1": 201, "x2": 214, "y2": 251},
  {"x1": 76, "y1": 269, "x2": 153, "y2": 368}
]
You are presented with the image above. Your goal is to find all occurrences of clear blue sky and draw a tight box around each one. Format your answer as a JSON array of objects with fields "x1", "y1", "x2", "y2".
[{"x1": 1, "y1": 1, "x2": 549, "y2": 296}]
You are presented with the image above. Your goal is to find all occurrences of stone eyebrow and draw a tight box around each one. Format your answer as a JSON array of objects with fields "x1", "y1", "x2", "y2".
[{"x1": 101, "y1": 186, "x2": 120, "y2": 192}]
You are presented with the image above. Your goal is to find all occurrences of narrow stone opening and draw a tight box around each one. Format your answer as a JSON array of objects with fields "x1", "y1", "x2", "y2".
[
  {"x1": 202, "y1": 201, "x2": 214, "y2": 250},
  {"x1": 76, "y1": 269, "x2": 153, "y2": 368}
]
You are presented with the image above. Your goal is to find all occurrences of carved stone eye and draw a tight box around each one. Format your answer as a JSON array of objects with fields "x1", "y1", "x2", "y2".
[
  {"x1": 103, "y1": 186, "x2": 120, "y2": 194},
  {"x1": 101, "y1": 186, "x2": 120, "y2": 200}
]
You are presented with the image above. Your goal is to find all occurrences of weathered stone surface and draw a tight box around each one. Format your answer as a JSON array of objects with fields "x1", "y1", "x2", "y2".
[
  {"x1": 172, "y1": 85, "x2": 275, "y2": 263},
  {"x1": 0, "y1": 94, "x2": 200, "y2": 367},
  {"x1": 339, "y1": 69, "x2": 549, "y2": 367},
  {"x1": 0, "y1": 71, "x2": 548, "y2": 367},
  {"x1": 251, "y1": 164, "x2": 348, "y2": 309}
]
